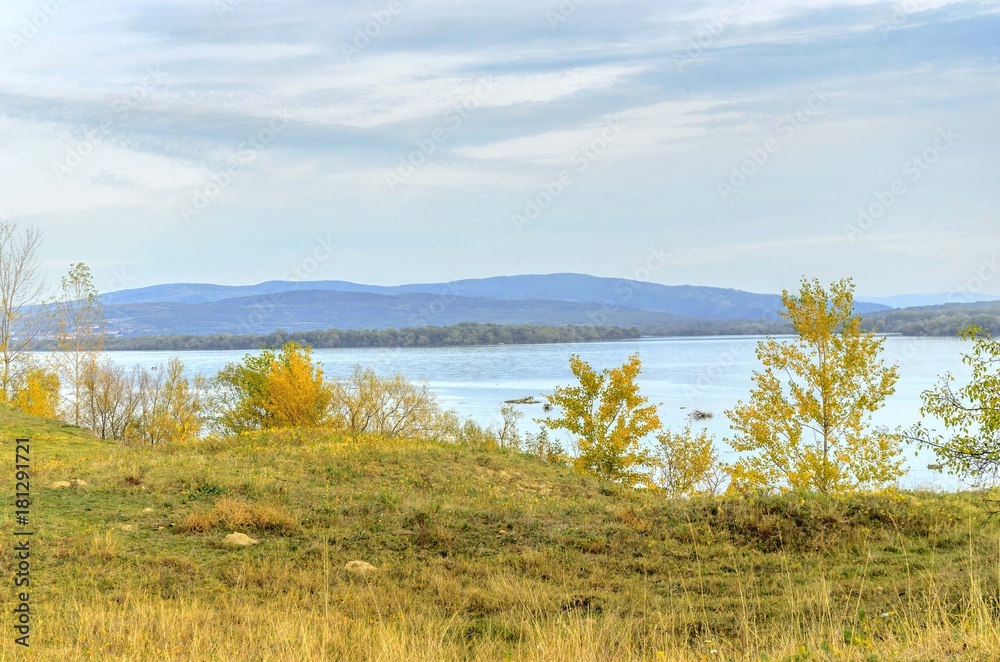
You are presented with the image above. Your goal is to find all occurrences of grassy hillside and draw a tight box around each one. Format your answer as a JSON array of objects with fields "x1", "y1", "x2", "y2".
[{"x1": 1, "y1": 409, "x2": 999, "y2": 660}]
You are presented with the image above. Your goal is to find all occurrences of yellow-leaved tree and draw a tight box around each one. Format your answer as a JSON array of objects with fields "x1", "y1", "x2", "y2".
[
  {"x1": 726, "y1": 277, "x2": 902, "y2": 493},
  {"x1": 12, "y1": 364, "x2": 60, "y2": 418},
  {"x1": 265, "y1": 343, "x2": 334, "y2": 428},
  {"x1": 654, "y1": 425, "x2": 726, "y2": 497},
  {"x1": 211, "y1": 342, "x2": 335, "y2": 434},
  {"x1": 541, "y1": 353, "x2": 661, "y2": 488}
]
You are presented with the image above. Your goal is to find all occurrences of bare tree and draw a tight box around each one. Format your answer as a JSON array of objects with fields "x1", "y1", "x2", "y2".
[
  {"x1": 79, "y1": 360, "x2": 140, "y2": 441},
  {"x1": 55, "y1": 262, "x2": 105, "y2": 425},
  {"x1": 497, "y1": 404, "x2": 523, "y2": 450},
  {"x1": 332, "y1": 365, "x2": 447, "y2": 438},
  {"x1": 0, "y1": 223, "x2": 47, "y2": 401}
]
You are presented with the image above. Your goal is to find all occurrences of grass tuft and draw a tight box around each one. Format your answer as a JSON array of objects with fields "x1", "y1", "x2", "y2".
[{"x1": 179, "y1": 496, "x2": 300, "y2": 534}]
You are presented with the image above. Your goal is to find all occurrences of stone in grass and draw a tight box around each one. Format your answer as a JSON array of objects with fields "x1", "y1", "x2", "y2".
[
  {"x1": 223, "y1": 532, "x2": 260, "y2": 547},
  {"x1": 345, "y1": 560, "x2": 378, "y2": 576},
  {"x1": 51, "y1": 479, "x2": 89, "y2": 489}
]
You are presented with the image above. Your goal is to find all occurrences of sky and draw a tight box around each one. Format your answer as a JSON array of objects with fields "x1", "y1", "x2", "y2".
[{"x1": 1, "y1": 0, "x2": 998, "y2": 298}]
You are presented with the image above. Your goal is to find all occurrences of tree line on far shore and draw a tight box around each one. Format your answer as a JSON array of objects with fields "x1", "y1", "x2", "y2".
[
  {"x1": 88, "y1": 323, "x2": 643, "y2": 352},
  {"x1": 862, "y1": 305, "x2": 1000, "y2": 337},
  {"x1": 87, "y1": 308, "x2": 1000, "y2": 351}
]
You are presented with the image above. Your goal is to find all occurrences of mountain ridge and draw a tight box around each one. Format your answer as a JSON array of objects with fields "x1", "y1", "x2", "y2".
[
  {"x1": 94, "y1": 274, "x2": 1000, "y2": 339},
  {"x1": 102, "y1": 273, "x2": 890, "y2": 311},
  {"x1": 97, "y1": 273, "x2": 900, "y2": 337}
]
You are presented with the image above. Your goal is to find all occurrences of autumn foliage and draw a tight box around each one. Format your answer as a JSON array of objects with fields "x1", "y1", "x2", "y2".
[
  {"x1": 911, "y1": 326, "x2": 1000, "y2": 487},
  {"x1": 541, "y1": 353, "x2": 661, "y2": 488},
  {"x1": 726, "y1": 277, "x2": 902, "y2": 493},
  {"x1": 331, "y1": 366, "x2": 446, "y2": 438},
  {"x1": 212, "y1": 342, "x2": 334, "y2": 433},
  {"x1": 264, "y1": 343, "x2": 335, "y2": 428},
  {"x1": 11, "y1": 365, "x2": 60, "y2": 419},
  {"x1": 654, "y1": 425, "x2": 725, "y2": 497},
  {"x1": 210, "y1": 342, "x2": 446, "y2": 438}
]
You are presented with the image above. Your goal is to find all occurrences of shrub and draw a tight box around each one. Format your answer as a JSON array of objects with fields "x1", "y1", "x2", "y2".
[
  {"x1": 653, "y1": 425, "x2": 727, "y2": 497},
  {"x1": 523, "y1": 429, "x2": 568, "y2": 466},
  {"x1": 210, "y1": 342, "x2": 335, "y2": 434},
  {"x1": 446, "y1": 405, "x2": 524, "y2": 451},
  {"x1": 133, "y1": 358, "x2": 206, "y2": 445},
  {"x1": 76, "y1": 358, "x2": 204, "y2": 443},
  {"x1": 332, "y1": 365, "x2": 451, "y2": 439}
]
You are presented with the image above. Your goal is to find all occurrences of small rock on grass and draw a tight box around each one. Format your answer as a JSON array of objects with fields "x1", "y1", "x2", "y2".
[
  {"x1": 51, "y1": 479, "x2": 88, "y2": 489},
  {"x1": 345, "y1": 560, "x2": 378, "y2": 576},
  {"x1": 224, "y1": 532, "x2": 259, "y2": 547}
]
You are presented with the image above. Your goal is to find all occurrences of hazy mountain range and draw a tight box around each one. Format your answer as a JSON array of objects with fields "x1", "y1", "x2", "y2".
[
  {"x1": 859, "y1": 293, "x2": 1000, "y2": 308},
  {"x1": 97, "y1": 274, "x2": 861, "y2": 336},
  {"x1": 97, "y1": 273, "x2": 996, "y2": 337}
]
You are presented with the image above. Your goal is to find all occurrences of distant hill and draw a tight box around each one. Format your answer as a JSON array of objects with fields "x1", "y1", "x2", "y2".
[
  {"x1": 99, "y1": 280, "x2": 386, "y2": 306},
  {"x1": 391, "y1": 274, "x2": 889, "y2": 318},
  {"x1": 94, "y1": 273, "x2": 1000, "y2": 339},
  {"x1": 860, "y1": 293, "x2": 1000, "y2": 308},
  {"x1": 100, "y1": 274, "x2": 892, "y2": 337},
  {"x1": 102, "y1": 289, "x2": 696, "y2": 336},
  {"x1": 864, "y1": 300, "x2": 1000, "y2": 336}
]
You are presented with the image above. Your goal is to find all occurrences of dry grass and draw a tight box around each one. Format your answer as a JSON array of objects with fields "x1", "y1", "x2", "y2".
[
  {"x1": 2, "y1": 584, "x2": 998, "y2": 661},
  {"x1": 179, "y1": 496, "x2": 300, "y2": 534},
  {"x1": 2, "y1": 408, "x2": 999, "y2": 660}
]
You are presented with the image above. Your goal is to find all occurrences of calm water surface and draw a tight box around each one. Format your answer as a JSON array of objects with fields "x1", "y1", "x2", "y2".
[{"x1": 98, "y1": 336, "x2": 973, "y2": 489}]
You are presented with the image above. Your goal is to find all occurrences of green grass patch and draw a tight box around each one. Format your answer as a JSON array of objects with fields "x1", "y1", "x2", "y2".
[{"x1": 1, "y1": 405, "x2": 998, "y2": 660}]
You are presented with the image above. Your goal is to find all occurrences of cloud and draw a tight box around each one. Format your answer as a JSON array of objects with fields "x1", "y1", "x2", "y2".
[{"x1": 0, "y1": 0, "x2": 996, "y2": 295}]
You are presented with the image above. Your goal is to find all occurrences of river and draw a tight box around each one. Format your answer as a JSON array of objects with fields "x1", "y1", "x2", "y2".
[{"x1": 96, "y1": 335, "x2": 974, "y2": 489}]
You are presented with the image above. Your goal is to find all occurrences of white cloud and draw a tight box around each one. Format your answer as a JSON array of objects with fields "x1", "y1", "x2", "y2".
[{"x1": 0, "y1": 0, "x2": 995, "y2": 293}]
